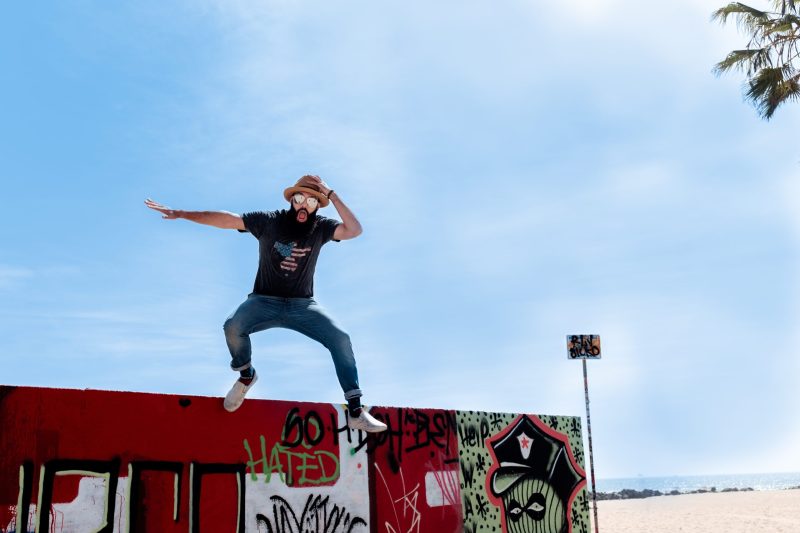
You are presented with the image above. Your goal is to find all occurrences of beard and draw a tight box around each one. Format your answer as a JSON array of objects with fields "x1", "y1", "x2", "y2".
[{"x1": 280, "y1": 204, "x2": 318, "y2": 240}]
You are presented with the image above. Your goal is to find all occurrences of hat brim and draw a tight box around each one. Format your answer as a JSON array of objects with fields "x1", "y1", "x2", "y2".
[
  {"x1": 490, "y1": 468, "x2": 528, "y2": 497},
  {"x1": 284, "y1": 186, "x2": 330, "y2": 208}
]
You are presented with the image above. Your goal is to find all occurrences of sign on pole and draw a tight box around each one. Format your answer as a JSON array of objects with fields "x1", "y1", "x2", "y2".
[
  {"x1": 567, "y1": 334, "x2": 601, "y2": 360},
  {"x1": 568, "y1": 334, "x2": 601, "y2": 533}
]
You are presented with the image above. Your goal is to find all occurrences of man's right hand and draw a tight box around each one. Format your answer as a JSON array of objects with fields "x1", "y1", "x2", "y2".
[
  {"x1": 145, "y1": 198, "x2": 181, "y2": 219},
  {"x1": 145, "y1": 199, "x2": 245, "y2": 230}
]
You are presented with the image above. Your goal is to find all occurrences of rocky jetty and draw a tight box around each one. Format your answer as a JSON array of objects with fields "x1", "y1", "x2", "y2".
[{"x1": 595, "y1": 486, "x2": 755, "y2": 500}]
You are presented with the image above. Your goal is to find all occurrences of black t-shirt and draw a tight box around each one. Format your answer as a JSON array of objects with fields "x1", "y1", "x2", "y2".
[{"x1": 241, "y1": 210, "x2": 340, "y2": 297}]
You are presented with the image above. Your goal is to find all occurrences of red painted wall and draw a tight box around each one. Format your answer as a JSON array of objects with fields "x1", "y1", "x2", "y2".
[{"x1": 0, "y1": 386, "x2": 586, "y2": 533}]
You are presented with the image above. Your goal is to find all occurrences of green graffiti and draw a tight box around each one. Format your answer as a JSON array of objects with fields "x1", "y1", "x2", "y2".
[{"x1": 243, "y1": 435, "x2": 340, "y2": 486}]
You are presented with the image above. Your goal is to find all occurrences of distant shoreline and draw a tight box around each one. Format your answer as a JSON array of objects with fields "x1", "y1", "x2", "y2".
[{"x1": 594, "y1": 485, "x2": 800, "y2": 500}]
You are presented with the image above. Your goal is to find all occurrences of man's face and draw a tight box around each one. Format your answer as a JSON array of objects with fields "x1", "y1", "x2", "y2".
[{"x1": 291, "y1": 192, "x2": 319, "y2": 223}]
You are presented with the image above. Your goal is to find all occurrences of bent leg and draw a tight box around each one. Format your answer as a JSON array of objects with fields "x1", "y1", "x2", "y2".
[
  {"x1": 223, "y1": 295, "x2": 282, "y2": 371},
  {"x1": 286, "y1": 300, "x2": 362, "y2": 400}
]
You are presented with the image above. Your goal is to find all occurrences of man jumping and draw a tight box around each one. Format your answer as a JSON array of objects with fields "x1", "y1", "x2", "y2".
[{"x1": 145, "y1": 175, "x2": 387, "y2": 433}]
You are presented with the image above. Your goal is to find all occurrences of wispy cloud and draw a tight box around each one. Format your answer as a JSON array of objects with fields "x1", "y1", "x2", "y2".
[{"x1": 0, "y1": 265, "x2": 34, "y2": 290}]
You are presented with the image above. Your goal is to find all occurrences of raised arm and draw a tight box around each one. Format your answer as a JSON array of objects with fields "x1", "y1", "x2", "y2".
[
  {"x1": 328, "y1": 193, "x2": 362, "y2": 240},
  {"x1": 145, "y1": 198, "x2": 245, "y2": 230},
  {"x1": 303, "y1": 177, "x2": 363, "y2": 241}
]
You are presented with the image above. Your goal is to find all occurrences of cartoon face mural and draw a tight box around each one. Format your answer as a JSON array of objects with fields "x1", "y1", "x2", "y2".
[
  {"x1": 487, "y1": 415, "x2": 585, "y2": 533},
  {"x1": 499, "y1": 477, "x2": 564, "y2": 533}
]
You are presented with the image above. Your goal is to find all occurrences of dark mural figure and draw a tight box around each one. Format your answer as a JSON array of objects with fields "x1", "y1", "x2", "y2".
[{"x1": 487, "y1": 416, "x2": 585, "y2": 533}]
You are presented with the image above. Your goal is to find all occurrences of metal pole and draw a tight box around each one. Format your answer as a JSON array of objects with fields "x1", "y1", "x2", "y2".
[{"x1": 583, "y1": 358, "x2": 600, "y2": 533}]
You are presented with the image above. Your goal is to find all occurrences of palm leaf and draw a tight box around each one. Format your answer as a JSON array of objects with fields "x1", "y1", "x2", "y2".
[
  {"x1": 714, "y1": 1, "x2": 800, "y2": 118},
  {"x1": 773, "y1": 0, "x2": 800, "y2": 14},
  {"x1": 712, "y1": 2, "x2": 769, "y2": 24},
  {"x1": 763, "y1": 15, "x2": 800, "y2": 34},
  {"x1": 714, "y1": 48, "x2": 769, "y2": 74},
  {"x1": 746, "y1": 66, "x2": 800, "y2": 118}
]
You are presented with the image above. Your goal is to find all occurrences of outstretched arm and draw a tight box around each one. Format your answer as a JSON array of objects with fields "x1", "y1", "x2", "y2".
[
  {"x1": 144, "y1": 198, "x2": 245, "y2": 230},
  {"x1": 304, "y1": 177, "x2": 363, "y2": 240}
]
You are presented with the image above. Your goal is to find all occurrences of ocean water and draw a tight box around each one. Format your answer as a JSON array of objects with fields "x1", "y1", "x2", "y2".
[{"x1": 595, "y1": 472, "x2": 800, "y2": 494}]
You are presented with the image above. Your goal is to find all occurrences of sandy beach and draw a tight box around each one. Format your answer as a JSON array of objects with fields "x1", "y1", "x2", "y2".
[{"x1": 595, "y1": 489, "x2": 800, "y2": 533}]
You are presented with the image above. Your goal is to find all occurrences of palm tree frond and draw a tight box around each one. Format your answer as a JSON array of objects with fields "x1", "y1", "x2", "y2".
[
  {"x1": 764, "y1": 17, "x2": 800, "y2": 34},
  {"x1": 714, "y1": 48, "x2": 769, "y2": 75},
  {"x1": 746, "y1": 66, "x2": 800, "y2": 118},
  {"x1": 712, "y1": 2, "x2": 769, "y2": 24},
  {"x1": 714, "y1": 1, "x2": 800, "y2": 119},
  {"x1": 773, "y1": 0, "x2": 800, "y2": 15}
]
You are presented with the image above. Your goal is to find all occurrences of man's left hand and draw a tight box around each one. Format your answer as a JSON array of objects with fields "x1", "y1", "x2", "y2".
[{"x1": 307, "y1": 175, "x2": 331, "y2": 197}]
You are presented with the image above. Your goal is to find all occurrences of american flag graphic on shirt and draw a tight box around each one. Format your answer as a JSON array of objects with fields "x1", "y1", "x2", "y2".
[{"x1": 273, "y1": 241, "x2": 311, "y2": 272}]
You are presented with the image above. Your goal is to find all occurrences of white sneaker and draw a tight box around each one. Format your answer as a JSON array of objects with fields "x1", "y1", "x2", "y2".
[
  {"x1": 223, "y1": 372, "x2": 258, "y2": 412},
  {"x1": 347, "y1": 408, "x2": 388, "y2": 433}
]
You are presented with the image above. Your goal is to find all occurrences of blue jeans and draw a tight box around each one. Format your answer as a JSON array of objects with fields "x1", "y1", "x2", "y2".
[{"x1": 223, "y1": 294, "x2": 362, "y2": 400}]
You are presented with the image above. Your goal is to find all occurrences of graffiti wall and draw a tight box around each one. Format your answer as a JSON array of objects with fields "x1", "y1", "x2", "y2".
[{"x1": 0, "y1": 386, "x2": 588, "y2": 533}]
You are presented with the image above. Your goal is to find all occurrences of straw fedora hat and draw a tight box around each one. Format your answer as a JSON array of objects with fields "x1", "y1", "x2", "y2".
[{"x1": 283, "y1": 175, "x2": 331, "y2": 208}]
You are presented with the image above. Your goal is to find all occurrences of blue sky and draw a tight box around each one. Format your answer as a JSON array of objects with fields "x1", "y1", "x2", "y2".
[{"x1": 2, "y1": 0, "x2": 799, "y2": 479}]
